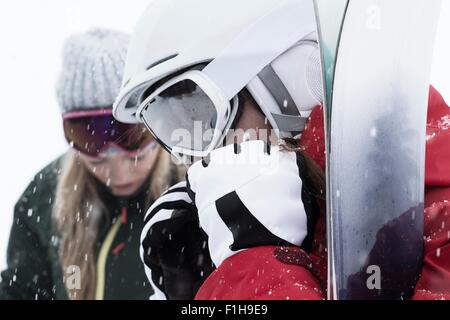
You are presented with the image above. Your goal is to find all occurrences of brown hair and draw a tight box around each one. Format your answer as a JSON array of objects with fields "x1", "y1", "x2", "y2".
[{"x1": 282, "y1": 138, "x2": 326, "y2": 200}]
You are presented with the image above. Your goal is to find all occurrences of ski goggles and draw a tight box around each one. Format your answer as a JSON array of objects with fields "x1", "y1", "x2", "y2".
[
  {"x1": 137, "y1": 71, "x2": 238, "y2": 158},
  {"x1": 136, "y1": 0, "x2": 316, "y2": 158},
  {"x1": 63, "y1": 108, "x2": 155, "y2": 158}
]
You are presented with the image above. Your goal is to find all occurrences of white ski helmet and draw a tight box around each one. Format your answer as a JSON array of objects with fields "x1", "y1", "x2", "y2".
[{"x1": 113, "y1": 0, "x2": 323, "y2": 157}]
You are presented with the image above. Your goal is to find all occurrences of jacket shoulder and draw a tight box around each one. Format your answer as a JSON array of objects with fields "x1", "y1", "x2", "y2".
[
  {"x1": 1, "y1": 155, "x2": 68, "y2": 300},
  {"x1": 13, "y1": 155, "x2": 66, "y2": 239},
  {"x1": 16, "y1": 156, "x2": 65, "y2": 208}
]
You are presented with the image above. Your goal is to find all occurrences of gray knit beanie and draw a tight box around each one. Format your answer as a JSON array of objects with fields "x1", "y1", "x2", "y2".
[{"x1": 56, "y1": 28, "x2": 130, "y2": 114}]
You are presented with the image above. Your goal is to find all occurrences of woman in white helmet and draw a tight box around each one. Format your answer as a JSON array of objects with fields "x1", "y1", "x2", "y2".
[{"x1": 114, "y1": 0, "x2": 326, "y2": 300}]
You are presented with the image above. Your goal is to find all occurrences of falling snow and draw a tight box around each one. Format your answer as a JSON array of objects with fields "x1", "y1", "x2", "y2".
[{"x1": 370, "y1": 127, "x2": 378, "y2": 138}]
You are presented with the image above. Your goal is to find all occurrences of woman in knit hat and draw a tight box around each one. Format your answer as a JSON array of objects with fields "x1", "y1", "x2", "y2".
[{"x1": 0, "y1": 28, "x2": 183, "y2": 300}]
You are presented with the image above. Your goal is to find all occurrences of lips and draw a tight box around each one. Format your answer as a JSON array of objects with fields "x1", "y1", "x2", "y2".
[{"x1": 111, "y1": 183, "x2": 136, "y2": 194}]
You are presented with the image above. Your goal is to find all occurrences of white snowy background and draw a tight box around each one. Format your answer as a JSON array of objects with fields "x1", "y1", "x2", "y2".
[
  {"x1": 0, "y1": 0, "x2": 152, "y2": 270},
  {"x1": 0, "y1": 1, "x2": 449, "y2": 270}
]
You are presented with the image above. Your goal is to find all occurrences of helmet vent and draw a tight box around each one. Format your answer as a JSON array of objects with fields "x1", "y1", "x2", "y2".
[
  {"x1": 306, "y1": 49, "x2": 323, "y2": 104},
  {"x1": 146, "y1": 53, "x2": 179, "y2": 71}
]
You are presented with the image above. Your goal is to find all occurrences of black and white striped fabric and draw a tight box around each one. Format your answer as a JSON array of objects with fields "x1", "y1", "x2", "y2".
[
  {"x1": 186, "y1": 140, "x2": 308, "y2": 267},
  {"x1": 140, "y1": 181, "x2": 213, "y2": 300}
]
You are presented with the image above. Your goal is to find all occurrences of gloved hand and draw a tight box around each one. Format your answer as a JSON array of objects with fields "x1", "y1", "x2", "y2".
[
  {"x1": 186, "y1": 140, "x2": 311, "y2": 267},
  {"x1": 140, "y1": 181, "x2": 214, "y2": 300}
]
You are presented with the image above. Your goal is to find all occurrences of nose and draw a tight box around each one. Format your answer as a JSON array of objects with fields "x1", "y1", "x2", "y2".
[{"x1": 106, "y1": 156, "x2": 133, "y2": 186}]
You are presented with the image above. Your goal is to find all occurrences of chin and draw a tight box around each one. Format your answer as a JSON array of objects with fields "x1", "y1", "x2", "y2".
[{"x1": 110, "y1": 185, "x2": 140, "y2": 197}]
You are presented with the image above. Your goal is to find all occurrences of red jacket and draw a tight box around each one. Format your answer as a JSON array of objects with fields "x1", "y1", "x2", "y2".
[
  {"x1": 195, "y1": 86, "x2": 450, "y2": 300},
  {"x1": 413, "y1": 86, "x2": 450, "y2": 299}
]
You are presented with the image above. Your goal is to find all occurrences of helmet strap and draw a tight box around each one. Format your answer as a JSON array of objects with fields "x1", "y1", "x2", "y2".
[{"x1": 257, "y1": 64, "x2": 309, "y2": 134}]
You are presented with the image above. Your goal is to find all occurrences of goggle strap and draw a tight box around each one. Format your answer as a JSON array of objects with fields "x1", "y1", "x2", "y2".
[
  {"x1": 203, "y1": 0, "x2": 316, "y2": 100},
  {"x1": 258, "y1": 64, "x2": 300, "y2": 117},
  {"x1": 272, "y1": 113, "x2": 308, "y2": 133}
]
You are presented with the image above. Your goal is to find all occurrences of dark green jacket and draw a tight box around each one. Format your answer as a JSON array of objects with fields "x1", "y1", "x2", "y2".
[{"x1": 0, "y1": 157, "x2": 156, "y2": 300}]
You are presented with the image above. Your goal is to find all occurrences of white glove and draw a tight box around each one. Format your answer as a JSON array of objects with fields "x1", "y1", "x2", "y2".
[{"x1": 186, "y1": 140, "x2": 308, "y2": 267}]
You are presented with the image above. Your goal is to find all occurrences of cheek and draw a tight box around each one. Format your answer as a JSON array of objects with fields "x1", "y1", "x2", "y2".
[
  {"x1": 135, "y1": 150, "x2": 160, "y2": 175},
  {"x1": 89, "y1": 165, "x2": 110, "y2": 183},
  {"x1": 80, "y1": 159, "x2": 111, "y2": 184}
]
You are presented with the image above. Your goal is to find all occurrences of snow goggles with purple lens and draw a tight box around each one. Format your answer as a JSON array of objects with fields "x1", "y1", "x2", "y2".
[{"x1": 63, "y1": 108, "x2": 155, "y2": 158}]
